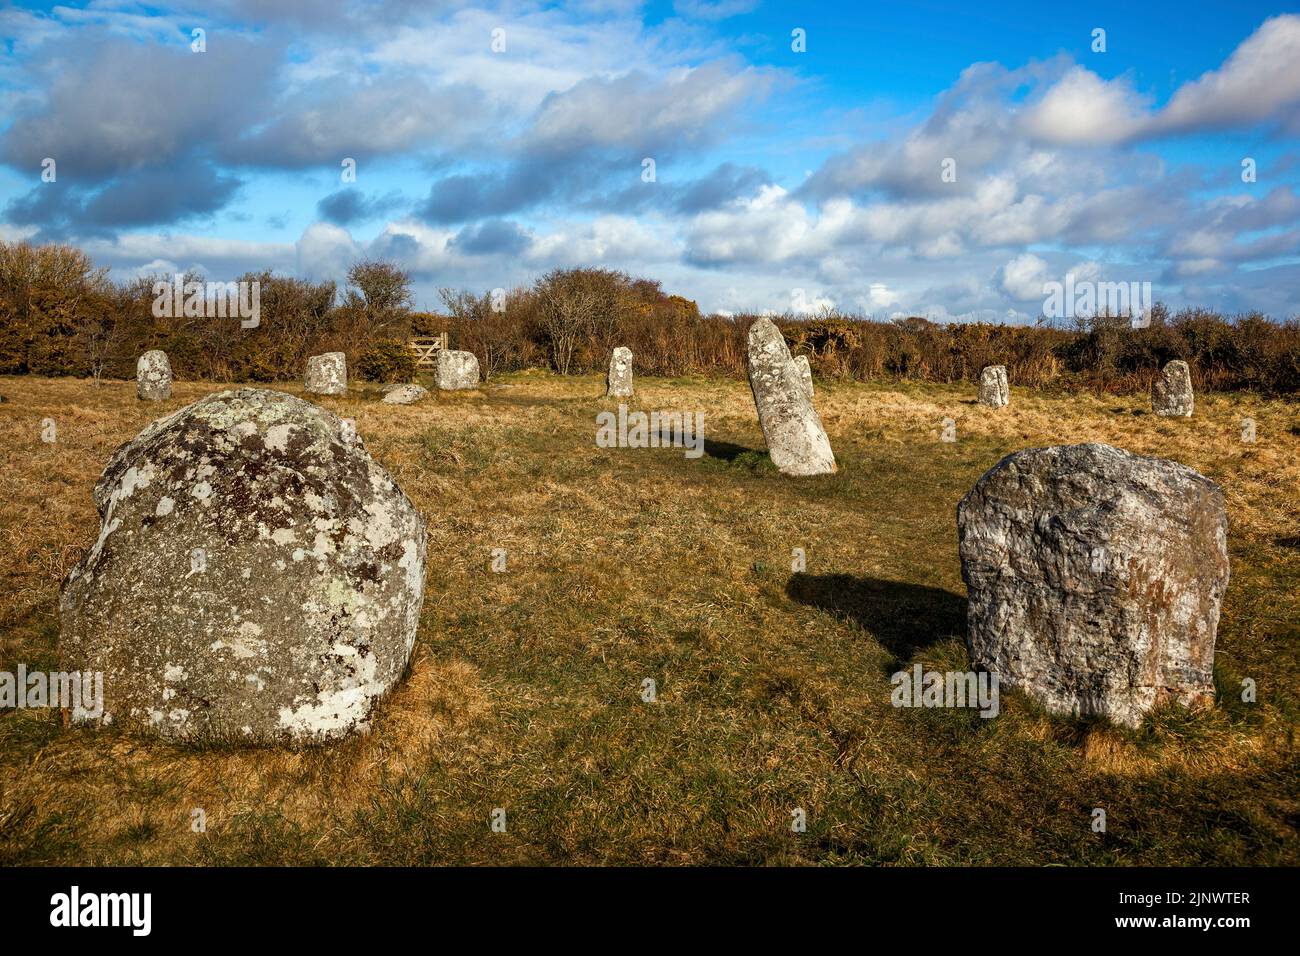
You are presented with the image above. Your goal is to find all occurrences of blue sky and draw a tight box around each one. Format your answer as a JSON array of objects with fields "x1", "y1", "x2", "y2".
[{"x1": 2, "y1": 0, "x2": 1298, "y2": 319}]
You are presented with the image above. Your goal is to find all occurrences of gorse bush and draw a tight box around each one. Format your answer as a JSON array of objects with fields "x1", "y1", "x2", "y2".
[
  {"x1": 2, "y1": 239, "x2": 1298, "y2": 394},
  {"x1": 357, "y1": 341, "x2": 417, "y2": 383}
]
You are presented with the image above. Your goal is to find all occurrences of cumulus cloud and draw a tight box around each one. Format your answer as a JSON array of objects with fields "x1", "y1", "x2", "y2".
[
  {"x1": 296, "y1": 222, "x2": 361, "y2": 280},
  {"x1": 525, "y1": 63, "x2": 774, "y2": 157},
  {"x1": 0, "y1": 33, "x2": 279, "y2": 178},
  {"x1": 5, "y1": 163, "x2": 242, "y2": 239},
  {"x1": 1151, "y1": 14, "x2": 1300, "y2": 134},
  {"x1": 450, "y1": 219, "x2": 534, "y2": 256},
  {"x1": 1000, "y1": 253, "x2": 1049, "y2": 301},
  {"x1": 317, "y1": 189, "x2": 406, "y2": 226},
  {"x1": 1, "y1": 3, "x2": 1297, "y2": 321},
  {"x1": 1020, "y1": 67, "x2": 1150, "y2": 145}
]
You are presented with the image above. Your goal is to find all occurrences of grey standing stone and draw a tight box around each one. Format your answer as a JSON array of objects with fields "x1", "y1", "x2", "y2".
[
  {"x1": 793, "y1": 355, "x2": 813, "y2": 399},
  {"x1": 977, "y1": 365, "x2": 1009, "y2": 408},
  {"x1": 435, "y1": 349, "x2": 479, "y2": 390},
  {"x1": 957, "y1": 442, "x2": 1228, "y2": 728},
  {"x1": 382, "y1": 383, "x2": 429, "y2": 405},
  {"x1": 305, "y1": 352, "x2": 347, "y2": 396},
  {"x1": 59, "y1": 388, "x2": 427, "y2": 745},
  {"x1": 136, "y1": 350, "x2": 173, "y2": 401},
  {"x1": 607, "y1": 347, "x2": 634, "y2": 398},
  {"x1": 745, "y1": 317, "x2": 836, "y2": 476},
  {"x1": 1152, "y1": 360, "x2": 1194, "y2": 417}
]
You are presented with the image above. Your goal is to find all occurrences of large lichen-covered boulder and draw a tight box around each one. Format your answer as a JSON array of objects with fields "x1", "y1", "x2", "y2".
[
  {"x1": 305, "y1": 352, "x2": 347, "y2": 396},
  {"x1": 977, "y1": 365, "x2": 1008, "y2": 408},
  {"x1": 745, "y1": 318, "x2": 836, "y2": 476},
  {"x1": 137, "y1": 350, "x2": 173, "y2": 401},
  {"x1": 957, "y1": 442, "x2": 1228, "y2": 728},
  {"x1": 1152, "y1": 360, "x2": 1194, "y2": 417},
  {"x1": 59, "y1": 388, "x2": 427, "y2": 745},
  {"x1": 435, "y1": 349, "x2": 479, "y2": 390},
  {"x1": 607, "y1": 346, "x2": 633, "y2": 398}
]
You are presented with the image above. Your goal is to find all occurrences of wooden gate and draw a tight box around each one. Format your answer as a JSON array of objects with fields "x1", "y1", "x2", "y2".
[{"x1": 408, "y1": 333, "x2": 449, "y2": 367}]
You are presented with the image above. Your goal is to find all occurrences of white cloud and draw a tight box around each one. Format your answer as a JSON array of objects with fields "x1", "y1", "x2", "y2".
[
  {"x1": 296, "y1": 222, "x2": 360, "y2": 280},
  {"x1": 1021, "y1": 67, "x2": 1149, "y2": 145},
  {"x1": 1000, "y1": 253, "x2": 1049, "y2": 301},
  {"x1": 1152, "y1": 14, "x2": 1300, "y2": 133}
]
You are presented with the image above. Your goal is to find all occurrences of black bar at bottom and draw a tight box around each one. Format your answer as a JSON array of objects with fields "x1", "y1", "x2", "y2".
[{"x1": 0, "y1": 866, "x2": 1284, "y2": 941}]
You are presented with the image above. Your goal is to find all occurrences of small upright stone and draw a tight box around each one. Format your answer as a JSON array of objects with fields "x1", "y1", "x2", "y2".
[
  {"x1": 382, "y1": 383, "x2": 429, "y2": 405},
  {"x1": 745, "y1": 317, "x2": 836, "y2": 476},
  {"x1": 1152, "y1": 360, "x2": 1194, "y2": 417},
  {"x1": 305, "y1": 352, "x2": 347, "y2": 396},
  {"x1": 793, "y1": 355, "x2": 813, "y2": 399},
  {"x1": 607, "y1": 347, "x2": 634, "y2": 398},
  {"x1": 958, "y1": 442, "x2": 1228, "y2": 728},
  {"x1": 136, "y1": 350, "x2": 173, "y2": 401},
  {"x1": 978, "y1": 365, "x2": 1009, "y2": 408},
  {"x1": 435, "y1": 349, "x2": 479, "y2": 390}
]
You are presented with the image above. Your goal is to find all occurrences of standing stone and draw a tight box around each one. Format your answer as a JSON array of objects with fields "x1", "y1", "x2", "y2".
[
  {"x1": 607, "y1": 347, "x2": 634, "y2": 398},
  {"x1": 745, "y1": 317, "x2": 836, "y2": 476},
  {"x1": 59, "y1": 388, "x2": 427, "y2": 745},
  {"x1": 305, "y1": 352, "x2": 347, "y2": 396},
  {"x1": 382, "y1": 383, "x2": 429, "y2": 405},
  {"x1": 977, "y1": 365, "x2": 1009, "y2": 408},
  {"x1": 136, "y1": 350, "x2": 173, "y2": 401},
  {"x1": 793, "y1": 355, "x2": 813, "y2": 399},
  {"x1": 435, "y1": 349, "x2": 479, "y2": 390},
  {"x1": 1152, "y1": 360, "x2": 1194, "y2": 417},
  {"x1": 957, "y1": 442, "x2": 1228, "y2": 728}
]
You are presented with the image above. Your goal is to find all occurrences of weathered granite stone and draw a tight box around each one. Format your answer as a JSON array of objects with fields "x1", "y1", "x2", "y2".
[
  {"x1": 607, "y1": 347, "x2": 633, "y2": 398},
  {"x1": 978, "y1": 365, "x2": 1009, "y2": 408},
  {"x1": 1152, "y1": 360, "x2": 1194, "y2": 417},
  {"x1": 59, "y1": 388, "x2": 427, "y2": 745},
  {"x1": 305, "y1": 352, "x2": 347, "y2": 396},
  {"x1": 435, "y1": 350, "x2": 479, "y2": 390},
  {"x1": 957, "y1": 442, "x2": 1228, "y2": 728},
  {"x1": 137, "y1": 351, "x2": 173, "y2": 401},
  {"x1": 745, "y1": 317, "x2": 836, "y2": 476},
  {"x1": 793, "y1": 355, "x2": 813, "y2": 399},
  {"x1": 382, "y1": 384, "x2": 429, "y2": 405}
]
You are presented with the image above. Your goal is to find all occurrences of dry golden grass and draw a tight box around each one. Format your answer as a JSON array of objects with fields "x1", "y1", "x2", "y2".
[{"x1": 0, "y1": 371, "x2": 1296, "y2": 865}]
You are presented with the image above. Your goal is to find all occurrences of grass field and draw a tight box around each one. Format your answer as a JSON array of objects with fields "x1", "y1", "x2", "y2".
[{"x1": 0, "y1": 370, "x2": 1297, "y2": 866}]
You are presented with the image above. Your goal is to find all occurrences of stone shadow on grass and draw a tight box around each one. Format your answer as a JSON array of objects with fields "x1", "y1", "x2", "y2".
[
  {"x1": 702, "y1": 438, "x2": 760, "y2": 462},
  {"x1": 786, "y1": 573, "x2": 966, "y2": 659}
]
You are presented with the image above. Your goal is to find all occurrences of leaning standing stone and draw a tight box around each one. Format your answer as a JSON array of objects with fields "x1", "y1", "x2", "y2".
[
  {"x1": 136, "y1": 350, "x2": 173, "y2": 401},
  {"x1": 59, "y1": 388, "x2": 428, "y2": 745},
  {"x1": 977, "y1": 365, "x2": 1009, "y2": 408},
  {"x1": 607, "y1": 347, "x2": 633, "y2": 398},
  {"x1": 1152, "y1": 360, "x2": 1194, "y2": 417},
  {"x1": 793, "y1": 355, "x2": 813, "y2": 399},
  {"x1": 305, "y1": 352, "x2": 347, "y2": 396},
  {"x1": 435, "y1": 349, "x2": 479, "y2": 390},
  {"x1": 957, "y1": 442, "x2": 1228, "y2": 728},
  {"x1": 745, "y1": 317, "x2": 836, "y2": 476}
]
